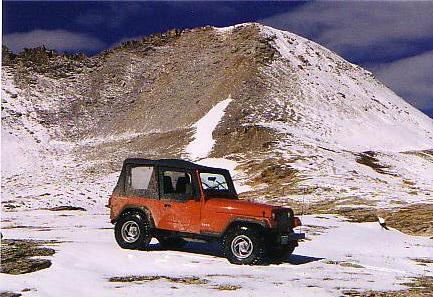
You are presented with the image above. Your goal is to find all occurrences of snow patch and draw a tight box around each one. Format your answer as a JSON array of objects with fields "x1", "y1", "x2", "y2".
[{"x1": 185, "y1": 97, "x2": 232, "y2": 160}]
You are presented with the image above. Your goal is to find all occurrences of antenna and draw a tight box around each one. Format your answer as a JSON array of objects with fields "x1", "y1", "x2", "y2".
[{"x1": 299, "y1": 185, "x2": 306, "y2": 234}]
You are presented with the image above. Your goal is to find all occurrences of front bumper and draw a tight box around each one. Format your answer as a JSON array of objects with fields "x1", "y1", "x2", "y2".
[{"x1": 280, "y1": 232, "x2": 305, "y2": 244}]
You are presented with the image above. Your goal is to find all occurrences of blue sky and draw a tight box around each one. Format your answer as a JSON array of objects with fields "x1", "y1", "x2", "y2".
[{"x1": 3, "y1": 1, "x2": 433, "y2": 118}]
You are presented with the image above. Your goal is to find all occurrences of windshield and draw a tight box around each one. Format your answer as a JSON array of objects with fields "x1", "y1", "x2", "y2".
[{"x1": 199, "y1": 172, "x2": 237, "y2": 198}]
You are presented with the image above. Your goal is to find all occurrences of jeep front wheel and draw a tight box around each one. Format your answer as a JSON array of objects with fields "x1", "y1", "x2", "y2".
[
  {"x1": 269, "y1": 244, "x2": 296, "y2": 262},
  {"x1": 222, "y1": 226, "x2": 267, "y2": 265},
  {"x1": 115, "y1": 212, "x2": 151, "y2": 250}
]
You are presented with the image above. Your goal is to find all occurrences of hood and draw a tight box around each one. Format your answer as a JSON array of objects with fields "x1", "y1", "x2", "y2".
[{"x1": 204, "y1": 198, "x2": 285, "y2": 217}]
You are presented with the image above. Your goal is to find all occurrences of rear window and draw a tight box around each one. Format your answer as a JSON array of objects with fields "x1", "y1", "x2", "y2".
[
  {"x1": 130, "y1": 166, "x2": 153, "y2": 190},
  {"x1": 125, "y1": 165, "x2": 158, "y2": 198}
]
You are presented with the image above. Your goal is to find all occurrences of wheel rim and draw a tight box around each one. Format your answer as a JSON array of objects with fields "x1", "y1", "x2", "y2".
[
  {"x1": 121, "y1": 221, "x2": 140, "y2": 243},
  {"x1": 231, "y1": 235, "x2": 253, "y2": 259}
]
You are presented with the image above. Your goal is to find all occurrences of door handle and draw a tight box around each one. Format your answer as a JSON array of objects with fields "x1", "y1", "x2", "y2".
[{"x1": 164, "y1": 204, "x2": 171, "y2": 208}]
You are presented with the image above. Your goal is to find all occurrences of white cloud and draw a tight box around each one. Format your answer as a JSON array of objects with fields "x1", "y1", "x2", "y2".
[
  {"x1": 261, "y1": 2, "x2": 433, "y2": 58},
  {"x1": 74, "y1": 2, "x2": 146, "y2": 29},
  {"x1": 3, "y1": 29, "x2": 105, "y2": 53},
  {"x1": 371, "y1": 51, "x2": 433, "y2": 110},
  {"x1": 260, "y1": 2, "x2": 433, "y2": 113}
]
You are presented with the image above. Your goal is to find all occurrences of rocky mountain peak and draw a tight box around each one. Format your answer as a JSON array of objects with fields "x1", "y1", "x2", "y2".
[{"x1": 1, "y1": 23, "x2": 432, "y2": 214}]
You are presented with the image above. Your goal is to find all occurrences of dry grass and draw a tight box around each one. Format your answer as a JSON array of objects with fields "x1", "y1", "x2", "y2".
[
  {"x1": 343, "y1": 276, "x2": 433, "y2": 297},
  {"x1": 109, "y1": 275, "x2": 242, "y2": 291},
  {"x1": 385, "y1": 205, "x2": 433, "y2": 237},
  {"x1": 305, "y1": 201, "x2": 433, "y2": 237},
  {"x1": 213, "y1": 284, "x2": 242, "y2": 291},
  {"x1": 411, "y1": 258, "x2": 433, "y2": 266},
  {"x1": 339, "y1": 262, "x2": 365, "y2": 269},
  {"x1": 324, "y1": 260, "x2": 364, "y2": 269},
  {"x1": 305, "y1": 199, "x2": 377, "y2": 222},
  {"x1": 0, "y1": 292, "x2": 22, "y2": 297},
  {"x1": 403, "y1": 150, "x2": 433, "y2": 161},
  {"x1": 1, "y1": 239, "x2": 57, "y2": 275},
  {"x1": 43, "y1": 206, "x2": 86, "y2": 211},
  {"x1": 108, "y1": 275, "x2": 208, "y2": 285},
  {"x1": 238, "y1": 157, "x2": 312, "y2": 207},
  {"x1": 355, "y1": 151, "x2": 396, "y2": 176},
  {"x1": 403, "y1": 180, "x2": 416, "y2": 186},
  {"x1": 241, "y1": 158, "x2": 300, "y2": 188}
]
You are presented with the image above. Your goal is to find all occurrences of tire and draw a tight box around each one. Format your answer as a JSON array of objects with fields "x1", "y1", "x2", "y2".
[
  {"x1": 268, "y1": 244, "x2": 296, "y2": 262},
  {"x1": 222, "y1": 225, "x2": 267, "y2": 265},
  {"x1": 115, "y1": 212, "x2": 152, "y2": 250},
  {"x1": 157, "y1": 237, "x2": 187, "y2": 250}
]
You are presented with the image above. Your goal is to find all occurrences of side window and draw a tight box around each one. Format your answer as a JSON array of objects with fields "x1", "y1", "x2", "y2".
[
  {"x1": 200, "y1": 173, "x2": 228, "y2": 190},
  {"x1": 160, "y1": 170, "x2": 194, "y2": 201},
  {"x1": 126, "y1": 166, "x2": 157, "y2": 198}
]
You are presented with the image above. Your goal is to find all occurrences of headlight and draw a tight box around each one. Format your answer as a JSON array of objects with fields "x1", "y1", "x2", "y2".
[
  {"x1": 293, "y1": 216, "x2": 302, "y2": 227},
  {"x1": 272, "y1": 210, "x2": 290, "y2": 221}
]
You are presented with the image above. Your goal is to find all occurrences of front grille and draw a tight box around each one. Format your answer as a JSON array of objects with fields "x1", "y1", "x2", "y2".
[{"x1": 275, "y1": 210, "x2": 290, "y2": 232}]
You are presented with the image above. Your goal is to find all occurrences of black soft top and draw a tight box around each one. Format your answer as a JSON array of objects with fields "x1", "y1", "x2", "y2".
[
  {"x1": 123, "y1": 158, "x2": 229, "y2": 173},
  {"x1": 114, "y1": 158, "x2": 237, "y2": 198}
]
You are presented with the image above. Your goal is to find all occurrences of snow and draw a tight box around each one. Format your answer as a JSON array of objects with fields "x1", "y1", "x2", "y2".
[
  {"x1": 1, "y1": 68, "x2": 121, "y2": 212},
  {"x1": 2, "y1": 23, "x2": 433, "y2": 297},
  {"x1": 265, "y1": 140, "x2": 433, "y2": 207},
  {"x1": 1, "y1": 128, "x2": 33, "y2": 177},
  {"x1": 1, "y1": 72, "x2": 49, "y2": 180},
  {"x1": 185, "y1": 97, "x2": 232, "y2": 160},
  {"x1": 258, "y1": 25, "x2": 433, "y2": 153},
  {"x1": 1, "y1": 212, "x2": 432, "y2": 296},
  {"x1": 213, "y1": 24, "x2": 243, "y2": 35}
]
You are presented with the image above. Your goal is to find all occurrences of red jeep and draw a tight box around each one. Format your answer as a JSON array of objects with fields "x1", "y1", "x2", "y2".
[{"x1": 109, "y1": 158, "x2": 305, "y2": 265}]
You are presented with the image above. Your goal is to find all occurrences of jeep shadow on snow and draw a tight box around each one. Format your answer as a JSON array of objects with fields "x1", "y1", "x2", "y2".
[
  {"x1": 148, "y1": 240, "x2": 322, "y2": 265},
  {"x1": 108, "y1": 158, "x2": 305, "y2": 265}
]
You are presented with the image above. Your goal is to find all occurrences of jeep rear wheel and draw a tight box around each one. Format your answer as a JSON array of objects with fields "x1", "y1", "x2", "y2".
[
  {"x1": 115, "y1": 212, "x2": 151, "y2": 250},
  {"x1": 222, "y1": 226, "x2": 267, "y2": 265}
]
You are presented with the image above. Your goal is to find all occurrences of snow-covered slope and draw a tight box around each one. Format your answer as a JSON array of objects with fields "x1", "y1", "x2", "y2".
[
  {"x1": 204, "y1": 24, "x2": 433, "y2": 209},
  {"x1": 258, "y1": 25, "x2": 433, "y2": 152},
  {"x1": 257, "y1": 24, "x2": 433, "y2": 206},
  {"x1": 1, "y1": 23, "x2": 432, "y2": 211},
  {"x1": 1, "y1": 69, "x2": 117, "y2": 212}
]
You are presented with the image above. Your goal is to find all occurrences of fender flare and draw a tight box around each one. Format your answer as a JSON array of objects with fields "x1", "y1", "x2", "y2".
[
  {"x1": 222, "y1": 217, "x2": 270, "y2": 236},
  {"x1": 114, "y1": 206, "x2": 155, "y2": 229}
]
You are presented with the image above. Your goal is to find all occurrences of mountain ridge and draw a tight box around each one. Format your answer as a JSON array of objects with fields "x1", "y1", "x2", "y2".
[{"x1": 1, "y1": 23, "x2": 432, "y2": 216}]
